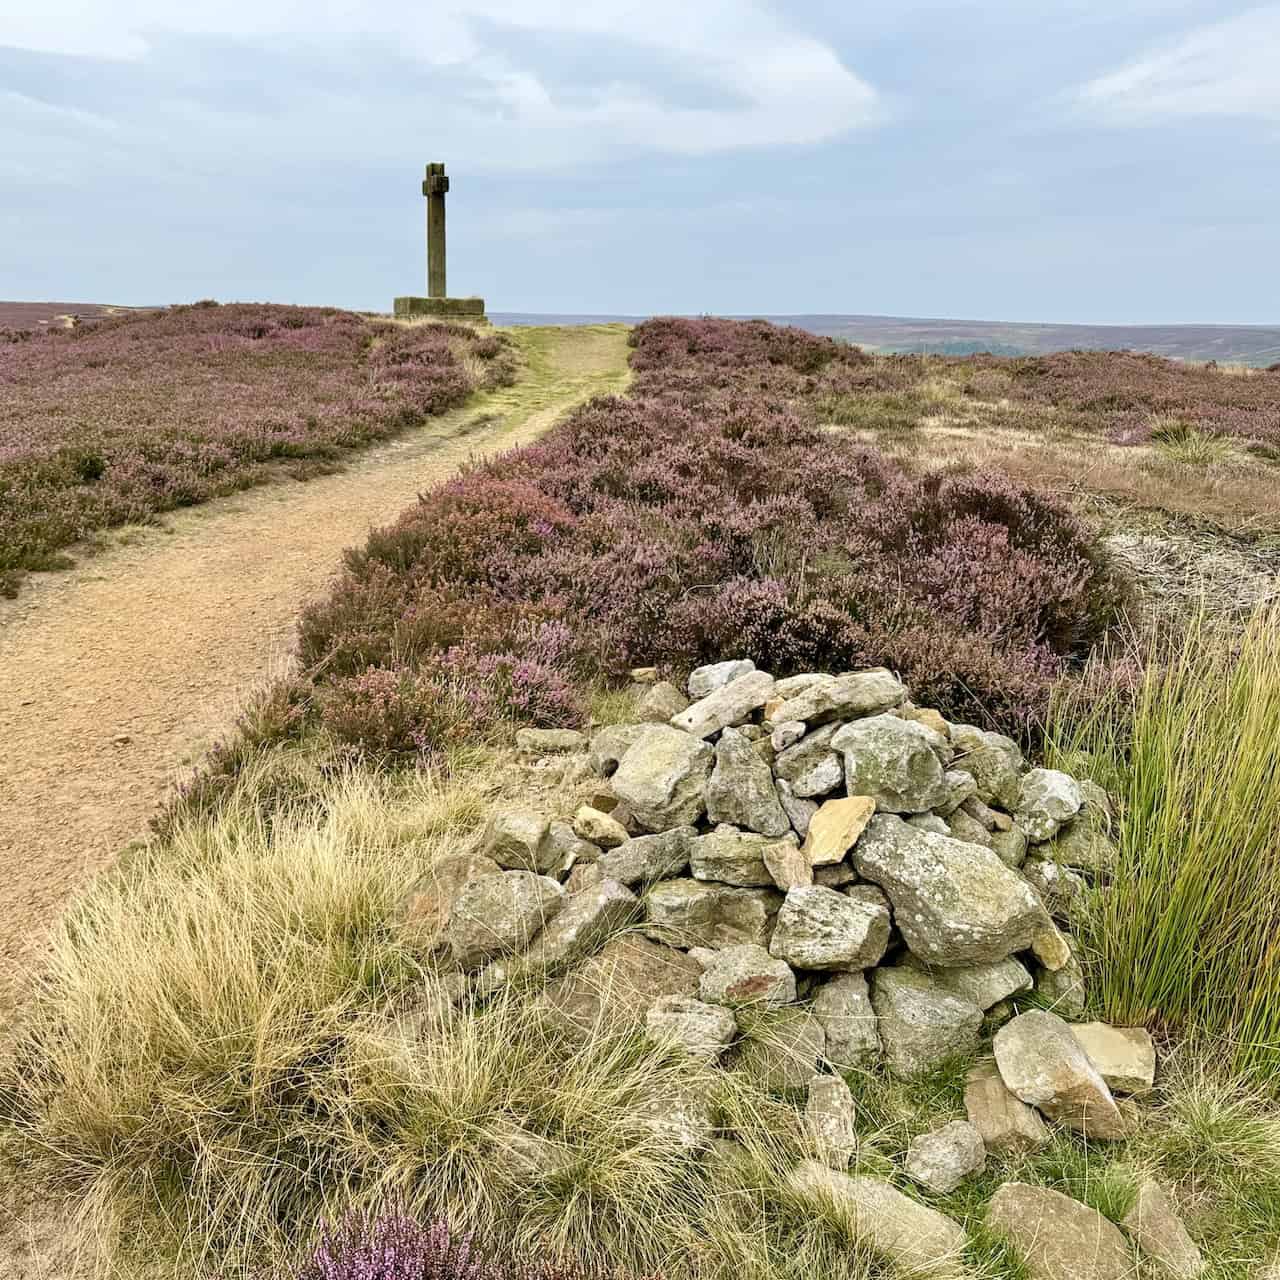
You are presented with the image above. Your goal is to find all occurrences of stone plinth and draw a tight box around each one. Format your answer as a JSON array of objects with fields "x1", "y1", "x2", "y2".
[{"x1": 394, "y1": 296, "x2": 486, "y2": 320}]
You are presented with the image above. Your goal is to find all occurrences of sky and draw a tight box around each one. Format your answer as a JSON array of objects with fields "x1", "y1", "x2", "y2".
[{"x1": 2, "y1": 1, "x2": 1278, "y2": 323}]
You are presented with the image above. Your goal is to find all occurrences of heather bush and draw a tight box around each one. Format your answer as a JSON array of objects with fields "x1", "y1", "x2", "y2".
[
  {"x1": 292, "y1": 1211, "x2": 643, "y2": 1280},
  {"x1": 288, "y1": 317, "x2": 1123, "y2": 768},
  {"x1": 0, "y1": 304, "x2": 516, "y2": 585}
]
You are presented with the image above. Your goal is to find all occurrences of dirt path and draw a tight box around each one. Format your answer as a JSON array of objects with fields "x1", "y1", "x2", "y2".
[{"x1": 0, "y1": 323, "x2": 630, "y2": 1021}]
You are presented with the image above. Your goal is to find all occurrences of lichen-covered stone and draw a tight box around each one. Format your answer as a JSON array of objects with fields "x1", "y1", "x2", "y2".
[
  {"x1": 832, "y1": 715, "x2": 950, "y2": 813},
  {"x1": 598, "y1": 827, "x2": 693, "y2": 886},
  {"x1": 773, "y1": 722, "x2": 845, "y2": 798},
  {"x1": 447, "y1": 871, "x2": 566, "y2": 970},
  {"x1": 705, "y1": 727, "x2": 791, "y2": 836},
  {"x1": 870, "y1": 966, "x2": 983, "y2": 1079},
  {"x1": 645, "y1": 995, "x2": 737, "y2": 1060},
  {"x1": 776, "y1": 778, "x2": 820, "y2": 838},
  {"x1": 1016, "y1": 768, "x2": 1084, "y2": 842},
  {"x1": 610, "y1": 725, "x2": 713, "y2": 830},
  {"x1": 905, "y1": 1120, "x2": 986, "y2": 1194},
  {"x1": 762, "y1": 835, "x2": 812, "y2": 890},
  {"x1": 637, "y1": 680, "x2": 689, "y2": 724},
  {"x1": 812, "y1": 970, "x2": 880, "y2": 1068},
  {"x1": 853, "y1": 815, "x2": 1045, "y2": 966},
  {"x1": 509, "y1": 878, "x2": 640, "y2": 978},
  {"x1": 769, "y1": 885, "x2": 889, "y2": 971},
  {"x1": 671, "y1": 669, "x2": 775, "y2": 739},
  {"x1": 481, "y1": 810, "x2": 558, "y2": 873},
  {"x1": 1036, "y1": 951, "x2": 1087, "y2": 1018},
  {"x1": 950, "y1": 724, "x2": 1024, "y2": 810},
  {"x1": 643, "y1": 877, "x2": 781, "y2": 949},
  {"x1": 805, "y1": 1074, "x2": 858, "y2": 1169},
  {"x1": 907, "y1": 955, "x2": 1033, "y2": 1011},
  {"x1": 690, "y1": 825, "x2": 775, "y2": 886},
  {"x1": 400, "y1": 852, "x2": 502, "y2": 951},
  {"x1": 588, "y1": 723, "x2": 649, "y2": 776},
  {"x1": 699, "y1": 943, "x2": 796, "y2": 1008}
]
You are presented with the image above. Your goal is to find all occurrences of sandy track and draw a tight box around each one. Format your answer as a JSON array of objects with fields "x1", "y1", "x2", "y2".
[{"x1": 0, "y1": 324, "x2": 629, "y2": 1022}]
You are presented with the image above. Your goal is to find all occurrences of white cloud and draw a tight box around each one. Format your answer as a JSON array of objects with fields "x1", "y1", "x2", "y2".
[
  {"x1": 0, "y1": 1, "x2": 880, "y2": 160},
  {"x1": 1074, "y1": 5, "x2": 1280, "y2": 123}
]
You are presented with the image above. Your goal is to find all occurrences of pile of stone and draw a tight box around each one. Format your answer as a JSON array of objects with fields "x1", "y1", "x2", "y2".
[{"x1": 404, "y1": 660, "x2": 1201, "y2": 1280}]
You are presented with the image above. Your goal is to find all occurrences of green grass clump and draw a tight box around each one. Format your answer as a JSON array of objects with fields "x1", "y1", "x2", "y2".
[
  {"x1": 1149, "y1": 415, "x2": 1233, "y2": 466},
  {"x1": 1049, "y1": 601, "x2": 1280, "y2": 1085}
]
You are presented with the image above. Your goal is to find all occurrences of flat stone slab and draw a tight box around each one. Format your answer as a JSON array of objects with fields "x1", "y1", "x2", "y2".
[
  {"x1": 986, "y1": 1182, "x2": 1134, "y2": 1280},
  {"x1": 393, "y1": 295, "x2": 486, "y2": 318}
]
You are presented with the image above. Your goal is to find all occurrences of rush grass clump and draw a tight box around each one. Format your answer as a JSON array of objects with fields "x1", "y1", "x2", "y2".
[
  {"x1": 0, "y1": 303, "x2": 516, "y2": 588},
  {"x1": 1049, "y1": 600, "x2": 1280, "y2": 1085}
]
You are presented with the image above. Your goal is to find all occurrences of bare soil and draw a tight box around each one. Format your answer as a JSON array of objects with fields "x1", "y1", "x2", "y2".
[{"x1": 0, "y1": 324, "x2": 630, "y2": 1026}]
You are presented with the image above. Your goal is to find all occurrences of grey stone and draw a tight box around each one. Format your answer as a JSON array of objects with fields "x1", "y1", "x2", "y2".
[
  {"x1": 515, "y1": 727, "x2": 586, "y2": 756},
  {"x1": 805, "y1": 1074, "x2": 858, "y2": 1169},
  {"x1": 771, "y1": 720, "x2": 807, "y2": 751},
  {"x1": 786, "y1": 1161, "x2": 966, "y2": 1277},
  {"x1": 633, "y1": 1080, "x2": 714, "y2": 1152},
  {"x1": 1023, "y1": 856, "x2": 1089, "y2": 920},
  {"x1": 961, "y1": 794, "x2": 1010, "y2": 831},
  {"x1": 690, "y1": 825, "x2": 775, "y2": 886},
  {"x1": 447, "y1": 871, "x2": 566, "y2": 970},
  {"x1": 832, "y1": 714, "x2": 951, "y2": 814},
  {"x1": 905, "y1": 1120, "x2": 986, "y2": 1194},
  {"x1": 936, "y1": 769, "x2": 978, "y2": 816},
  {"x1": 1122, "y1": 1179, "x2": 1205, "y2": 1280},
  {"x1": 950, "y1": 724, "x2": 1024, "y2": 810},
  {"x1": 990, "y1": 824, "x2": 1029, "y2": 868},
  {"x1": 488, "y1": 1118, "x2": 574, "y2": 1182},
  {"x1": 399, "y1": 852, "x2": 502, "y2": 951},
  {"x1": 812, "y1": 971, "x2": 880, "y2": 1068},
  {"x1": 994, "y1": 1010, "x2": 1128, "y2": 1140},
  {"x1": 1070, "y1": 1022, "x2": 1156, "y2": 1096},
  {"x1": 610, "y1": 724, "x2": 713, "y2": 831},
  {"x1": 643, "y1": 878, "x2": 782, "y2": 949},
  {"x1": 769, "y1": 885, "x2": 889, "y2": 971},
  {"x1": 908, "y1": 813, "x2": 951, "y2": 836},
  {"x1": 671, "y1": 669, "x2": 776, "y2": 739},
  {"x1": 588, "y1": 723, "x2": 649, "y2": 776},
  {"x1": 1039, "y1": 787, "x2": 1118, "y2": 876},
  {"x1": 481, "y1": 810, "x2": 561, "y2": 874},
  {"x1": 773, "y1": 723, "x2": 845, "y2": 798},
  {"x1": 572, "y1": 805, "x2": 630, "y2": 849},
  {"x1": 773, "y1": 668, "x2": 908, "y2": 726},
  {"x1": 964, "y1": 1059, "x2": 1050, "y2": 1153},
  {"x1": 645, "y1": 995, "x2": 737, "y2": 1060},
  {"x1": 853, "y1": 815, "x2": 1046, "y2": 966},
  {"x1": 908, "y1": 955, "x2": 1033, "y2": 1011},
  {"x1": 870, "y1": 966, "x2": 983, "y2": 1079},
  {"x1": 986, "y1": 1182, "x2": 1134, "y2": 1280},
  {"x1": 544, "y1": 821, "x2": 600, "y2": 873},
  {"x1": 1036, "y1": 952, "x2": 1087, "y2": 1019},
  {"x1": 687, "y1": 658, "x2": 756, "y2": 699},
  {"x1": 509, "y1": 878, "x2": 640, "y2": 977},
  {"x1": 637, "y1": 680, "x2": 689, "y2": 724},
  {"x1": 597, "y1": 826, "x2": 693, "y2": 885},
  {"x1": 736, "y1": 1007, "x2": 825, "y2": 1095},
  {"x1": 1016, "y1": 768, "x2": 1084, "y2": 842},
  {"x1": 699, "y1": 943, "x2": 796, "y2": 1008},
  {"x1": 541, "y1": 936, "x2": 701, "y2": 1037},
  {"x1": 777, "y1": 779, "x2": 820, "y2": 838},
  {"x1": 705, "y1": 727, "x2": 791, "y2": 836}
]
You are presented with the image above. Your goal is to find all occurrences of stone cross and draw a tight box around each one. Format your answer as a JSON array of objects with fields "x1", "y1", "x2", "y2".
[
  {"x1": 393, "y1": 161, "x2": 484, "y2": 319},
  {"x1": 423, "y1": 162, "x2": 449, "y2": 298}
]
